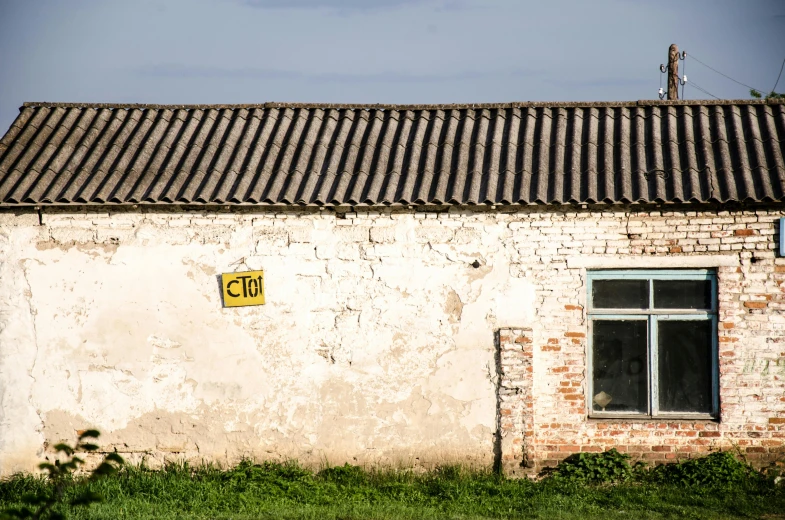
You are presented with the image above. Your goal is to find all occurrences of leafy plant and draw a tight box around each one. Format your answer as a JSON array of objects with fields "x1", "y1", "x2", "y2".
[
  {"x1": 649, "y1": 450, "x2": 761, "y2": 488},
  {"x1": 548, "y1": 448, "x2": 636, "y2": 484},
  {"x1": 1, "y1": 430, "x2": 123, "y2": 520},
  {"x1": 750, "y1": 89, "x2": 785, "y2": 99}
]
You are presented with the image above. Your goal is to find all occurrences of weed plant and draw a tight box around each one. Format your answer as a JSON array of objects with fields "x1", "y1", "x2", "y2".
[
  {"x1": 1, "y1": 451, "x2": 784, "y2": 519},
  {"x1": 0, "y1": 430, "x2": 123, "y2": 520}
]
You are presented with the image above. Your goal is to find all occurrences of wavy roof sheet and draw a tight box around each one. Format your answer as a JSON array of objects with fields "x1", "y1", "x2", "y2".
[{"x1": 1, "y1": 100, "x2": 784, "y2": 206}]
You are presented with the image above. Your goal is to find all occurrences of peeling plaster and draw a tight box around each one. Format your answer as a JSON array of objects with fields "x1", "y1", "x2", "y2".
[
  {"x1": 0, "y1": 227, "x2": 46, "y2": 474},
  {"x1": 1, "y1": 211, "x2": 532, "y2": 474}
]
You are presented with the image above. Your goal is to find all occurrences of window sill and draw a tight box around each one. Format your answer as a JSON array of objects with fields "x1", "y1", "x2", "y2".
[{"x1": 588, "y1": 414, "x2": 718, "y2": 422}]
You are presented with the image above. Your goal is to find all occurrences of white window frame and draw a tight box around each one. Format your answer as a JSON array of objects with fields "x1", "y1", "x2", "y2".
[{"x1": 587, "y1": 269, "x2": 719, "y2": 420}]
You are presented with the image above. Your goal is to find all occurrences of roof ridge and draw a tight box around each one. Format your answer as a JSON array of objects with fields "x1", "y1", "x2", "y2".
[{"x1": 19, "y1": 99, "x2": 785, "y2": 111}]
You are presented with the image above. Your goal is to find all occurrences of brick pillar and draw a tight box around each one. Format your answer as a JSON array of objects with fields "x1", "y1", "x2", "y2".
[{"x1": 496, "y1": 328, "x2": 534, "y2": 475}]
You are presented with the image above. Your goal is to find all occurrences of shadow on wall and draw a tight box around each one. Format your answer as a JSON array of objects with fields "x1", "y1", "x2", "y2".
[
  {"x1": 492, "y1": 328, "x2": 534, "y2": 475},
  {"x1": 493, "y1": 330, "x2": 503, "y2": 473}
]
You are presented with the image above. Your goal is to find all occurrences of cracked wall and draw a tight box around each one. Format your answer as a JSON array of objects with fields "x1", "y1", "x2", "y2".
[
  {"x1": 0, "y1": 207, "x2": 534, "y2": 475},
  {"x1": 1, "y1": 206, "x2": 784, "y2": 475}
]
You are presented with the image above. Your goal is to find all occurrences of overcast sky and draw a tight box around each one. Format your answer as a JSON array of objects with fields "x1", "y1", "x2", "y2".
[{"x1": 1, "y1": 0, "x2": 784, "y2": 133}]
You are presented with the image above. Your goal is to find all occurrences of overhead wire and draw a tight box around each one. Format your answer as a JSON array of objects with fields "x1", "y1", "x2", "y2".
[
  {"x1": 688, "y1": 80, "x2": 720, "y2": 100},
  {"x1": 682, "y1": 55, "x2": 687, "y2": 100},
  {"x1": 771, "y1": 57, "x2": 785, "y2": 94},
  {"x1": 687, "y1": 53, "x2": 765, "y2": 94}
]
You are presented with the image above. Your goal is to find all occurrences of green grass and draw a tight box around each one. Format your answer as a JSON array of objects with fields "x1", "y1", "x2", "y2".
[{"x1": 1, "y1": 459, "x2": 784, "y2": 520}]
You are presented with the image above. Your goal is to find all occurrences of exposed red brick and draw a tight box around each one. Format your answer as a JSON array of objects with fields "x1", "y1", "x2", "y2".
[
  {"x1": 734, "y1": 229, "x2": 756, "y2": 236},
  {"x1": 494, "y1": 231, "x2": 785, "y2": 471},
  {"x1": 515, "y1": 335, "x2": 532, "y2": 344},
  {"x1": 642, "y1": 453, "x2": 667, "y2": 460}
]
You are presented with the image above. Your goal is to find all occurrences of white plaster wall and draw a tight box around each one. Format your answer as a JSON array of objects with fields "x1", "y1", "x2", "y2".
[
  {"x1": 5, "y1": 206, "x2": 782, "y2": 474},
  {"x1": 0, "y1": 208, "x2": 535, "y2": 475}
]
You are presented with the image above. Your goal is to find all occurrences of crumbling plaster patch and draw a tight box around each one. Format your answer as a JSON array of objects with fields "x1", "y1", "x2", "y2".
[
  {"x1": 0, "y1": 224, "x2": 46, "y2": 475},
  {"x1": 1, "y1": 209, "x2": 533, "y2": 474}
]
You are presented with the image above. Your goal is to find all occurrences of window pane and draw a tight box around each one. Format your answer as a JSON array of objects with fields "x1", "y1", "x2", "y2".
[
  {"x1": 592, "y1": 320, "x2": 648, "y2": 413},
  {"x1": 592, "y1": 280, "x2": 649, "y2": 309},
  {"x1": 653, "y1": 280, "x2": 712, "y2": 309},
  {"x1": 658, "y1": 320, "x2": 713, "y2": 414}
]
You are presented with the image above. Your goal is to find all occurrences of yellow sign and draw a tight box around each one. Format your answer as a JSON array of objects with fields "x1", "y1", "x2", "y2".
[{"x1": 221, "y1": 270, "x2": 265, "y2": 307}]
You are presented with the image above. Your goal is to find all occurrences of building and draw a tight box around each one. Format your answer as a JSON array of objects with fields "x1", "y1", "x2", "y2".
[{"x1": 0, "y1": 99, "x2": 783, "y2": 476}]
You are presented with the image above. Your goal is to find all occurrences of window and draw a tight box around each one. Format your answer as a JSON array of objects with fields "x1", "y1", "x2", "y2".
[{"x1": 587, "y1": 270, "x2": 718, "y2": 418}]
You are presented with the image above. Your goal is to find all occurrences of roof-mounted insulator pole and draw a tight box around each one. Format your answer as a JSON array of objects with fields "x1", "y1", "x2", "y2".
[{"x1": 668, "y1": 44, "x2": 680, "y2": 100}]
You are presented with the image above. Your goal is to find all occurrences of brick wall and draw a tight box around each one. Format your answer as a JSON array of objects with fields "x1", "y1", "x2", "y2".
[
  {"x1": 496, "y1": 207, "x2": 785, "y2": 471},
  {"x1": 496, "y1": 328, "x2": 533, "y2": 476}
]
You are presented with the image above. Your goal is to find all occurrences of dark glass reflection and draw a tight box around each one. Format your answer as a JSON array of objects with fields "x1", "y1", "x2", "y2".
[
  {"x1": 592, "y1": 320, "x2": 648, "y2": 413},
  {"x1": 593, "y1": 280, "x2": 649, "y2": 309},
  {"x1": 658, "y1": 320, "x2": 713, "y2": 413},
  {"x1": 654, "y1": 280, "x2": 712, "y2": 309}
]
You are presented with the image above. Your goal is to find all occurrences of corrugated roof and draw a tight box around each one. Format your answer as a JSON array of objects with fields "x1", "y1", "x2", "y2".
[{"x1": 1, "y1": 100, "x2": 784, "y2": 206}]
